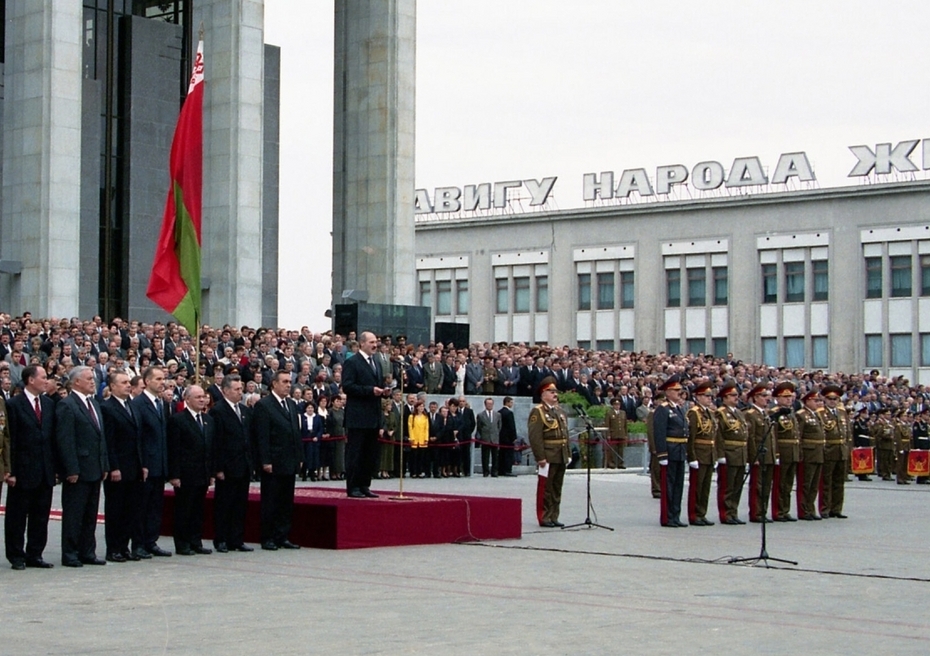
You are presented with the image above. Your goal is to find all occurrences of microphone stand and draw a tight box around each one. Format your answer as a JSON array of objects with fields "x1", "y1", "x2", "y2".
[
  {"x1": 562, "y1": 407, "x2": 614, "y2": 531},
  {"x1": 391, "y1": 358, "x2": 412, "y2": 500},
  {"x1": 728, "y1": 412, "x2": 797, "y2": 567}
]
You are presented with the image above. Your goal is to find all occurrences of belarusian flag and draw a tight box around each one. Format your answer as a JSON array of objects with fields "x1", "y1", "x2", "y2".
[{"x1": 146, "y1": 39, "x2": 205, "y2": 334}]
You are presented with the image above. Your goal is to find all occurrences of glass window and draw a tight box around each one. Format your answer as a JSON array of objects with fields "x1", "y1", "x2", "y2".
[
  {"x1": 456, "y1": 279, "x2": 469, "y2": 315},
  {"x1": 891, "y1": 255, "x2": 912, "y2": 298},
  {"x1": 785, "y1": 337, "x2": 805, "y2": 368},
  {"x1": 666, "y1": 339, "x2": 681, "y2": 355},
  {"x1": 761, "y1": 338, "x2": 777, "y2": 366},
  {"x1": 891, "y1": 334, "x2": 912, "y2": 367},
  {"x1": 784, "y1": 261, "x2": 804, "y2": 303},
  {"x1": 865, "y1": 334, "x2": 883, "y2": 367},
  {"x1": 666, "y1": 269, "x2": 681, "y2": 308},
  {"x1": 712, "y1": 337, "x2": 728, "y2": 359},
  {"x1": 536, "y1": 276, "x2": 548, "y2": 313},
  {"x1": 514, "y1": 277, "x2": 530, "y2": 313},
  {"x1": 436, "y1": 280, "x2": 452, "y2": 315},
  {"x1": 495, "y1": 278, "x2": 508, "y2": 314},
  {"x1": 812, "y1": 336, "x2": 828, "y2": 368},
  {"x1": 619, "y1": 339, "x2": 634, "y2": 352},
  {"x1": 596, "y1": 340, "x2": 614, "y2": 351},
  {"x1": 687, "y1": 267, "x2": 706, "y2": 307},
  {"x1": 577, "y1": 340, "x2": 591, "y2": 350},
  {"x1": 866, "y1": 257, "x2": 883, "y2": 298},
  {"x1": 686, "y1": 338, "x2": 706, "y2": 355},
  {"x1": 762, "y1": 264, "x2": 777, "y2": 304},
  {"x1": 597, "y1": 272, "x2": 615, "y2": 310},
  {"x1": 812, "y1": 260, "x2": 828, "y2": 302},
  {"x1": 713, "y1": 266, "x2": 728, "y2": 305},
  {"x1": 419, "y1": 281, "x2": 431, "y2": 308},
  {"x1": 578, "y1": 273, "x2": 591, "y2": 311},
  {"x1": 921, "y1": 255, "x2": 930, "y2": 297},
  {"x1": 620, "y1": 271, "x2": 634, "y2": 308},
  {"x1": 921, "y1": 334, "x2": 930, "y2": 367}
]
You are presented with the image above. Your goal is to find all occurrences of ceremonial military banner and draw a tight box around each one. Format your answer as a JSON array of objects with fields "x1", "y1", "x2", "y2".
[
  {"x1": 907, "y1": 449, "x2": 929, "y2": 477},
  {"x1": 851, "y1": 447, "x2": 875, "y2": 475}
]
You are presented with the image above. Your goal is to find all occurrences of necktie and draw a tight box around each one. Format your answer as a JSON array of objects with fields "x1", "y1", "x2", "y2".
[
  {"x1": 33, "y1": 396, "x2": 42, "y2": 422},
  {"x1": 369, "y1": 356, "x2": 378, "y2": 376},
  {"x1": 234, "y1": 404, "x2": 242, "y2": 422},
  {"x1": 197, "y1": 413, "x2": 204, "y2": 433},
  {"x1": 86, "y1": 397, "x2": 99, "y2": 429},
  {"x1": 281, "y1": 399, "x2": 289, "y2": 416}
]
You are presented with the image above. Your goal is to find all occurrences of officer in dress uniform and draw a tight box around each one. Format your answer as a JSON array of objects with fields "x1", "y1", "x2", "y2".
[
  {"x1": 797, "y1": 389, "x2": 825, "y2": 520},
  {"x1": 686, "y1": 382, "x2": 717, "y2": 526},
  {"x1": 895, "y1": 410, "x2": 913, "y2": 485},
  {"x1": 853, "y1": 408, "x2": 873, "y2": 481},
  {"x1": 528, "y1": 376, "x2": 570, "y2": 528},
  {"x1": 716, "y1": 383, "x2": 749, "y2": 525},
  {"x1": 645, "y1": 392, "x2": 665, "y2": 499},
  {"x1": 819, "y1": 385, "x2": 850, "y2": 518},
  {"x1": 744, "y1": 385, "x2": 775, "y2": 523},
  {"x1": 913, "y1": 409, "x2": 930, "y2": 484},
  {"x1": 873, "y1": 408, "x2": 896, "y2": 481},
  {"x1": 654, "y1": 376, "x2": 689, "y2": 527},
  {"x1": 772, "y1": 382, "x2": 801, "y2": 522},
  {"x1": 603, "y1": 397, "x2": 627, "y2": 469}
]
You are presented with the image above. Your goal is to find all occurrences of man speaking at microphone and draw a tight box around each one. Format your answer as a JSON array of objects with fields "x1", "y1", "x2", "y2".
[
  {"x1": 342, "y1": 331, "x2": 389, "y2": 499},
  {"x1": 528, "y1": 377, "x2": 569, "y2": 527}
]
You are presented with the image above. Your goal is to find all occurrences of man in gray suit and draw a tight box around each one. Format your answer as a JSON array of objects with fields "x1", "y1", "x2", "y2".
[
  {"x1": 475, "y1": 397, "x2": 502, "y2": 477},
  {"x1": 423, "y1": 353, "x2": 444, "y2": 394}
]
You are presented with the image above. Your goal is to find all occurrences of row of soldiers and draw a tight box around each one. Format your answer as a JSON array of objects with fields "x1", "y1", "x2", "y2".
[
  {"x1": 854, "y1": 406, "x2": 930, "y2": 483},
  {"x1": 649, "y1": 378, "x2": 855, "y2": 527}
]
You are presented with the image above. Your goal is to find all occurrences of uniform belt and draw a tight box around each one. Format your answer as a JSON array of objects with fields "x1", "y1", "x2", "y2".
[
  {"x1": 666, "y1": 437, "x2": 687, "y2": 443},
  {"x1": 777, "y1": 439, "x2": 799, "y2": 444},
  {"x1": 543, "y1": 439, "x2": 567, "y2": 444},
  {"x1": 802, "y1": 439, "x2": 825, "y2": 444},
  {"x1": 825, "y1": 439, "x2": 844, "y2": 445},
  {"x1": 724, "y1": 440, "x2": 746, "y2": 447},
  {"x1": 693, "y1": 439, "x2": 714, "y2": 446}
]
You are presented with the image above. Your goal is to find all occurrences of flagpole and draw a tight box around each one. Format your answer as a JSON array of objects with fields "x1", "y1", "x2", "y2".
[{"x1": 194, "y1": 320, "x2": 201, "y2": 386}]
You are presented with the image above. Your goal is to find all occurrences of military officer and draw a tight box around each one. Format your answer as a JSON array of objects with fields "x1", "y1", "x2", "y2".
[
  {"x1": 872, "y1": 408, "x2": 895, "y2": 481},
  {"x1": 528, "y1": 376, "x2": 570, "y2": 528},
  {"x1": 818, "y1": 385, "x2": 850, "y2": 518},
  {"x1": 797, "y1": 389, "x2": 825, "y2": 520},
  {"x1": 772, "y1": 382, "x2": 800, "y2": 522},
  {"x1": 645, "y1": 391, "x2": 665, "y2": 499},
  {"x1": 852, "y1": 408, "x2": 873, "y2": 481},
  {"x1": 913, "y1": 409, "x2": 930, "y2": 484},
  {"x1": 744, "y1": 385, "x2": 775, "y2": 523},
  {"x1": 654, "y1": 376, "x2": 689, "y2": 527},
  {"x1": 716, "y1": 383, "x2": 750, "y2": 525},
  {"x1": 603, "y1": 397, "x2": 627, "y2": 469},
  {"x1": 895, "y1": 410, "x2": 912, "y2": 485},
  {"x1": 685, "y1": 382, "x2": 717, "y2": 526}
]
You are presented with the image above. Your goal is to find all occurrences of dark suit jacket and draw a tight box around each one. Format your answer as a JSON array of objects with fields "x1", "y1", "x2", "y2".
[
  {"x1": 499, "y1": 406, "x2": 517, "y2": 444},
  {"x1": 342, "y1": 354, "x2": 383, "y2": 431},
  {"x1": 167, "y1": 410, "x2": 215, "y2": 486},
  {"x1": 252, "y1": 394, "x2": 302, "y2": 476},
  {"x1": 56, "y1": 393, "x2": 108, "y2": 482},
  {"x1": 209, "y1": 400, "x2": 252, "y2": 479},
  {"x1": 101, "y1": 396, "x2": 143, "y2": 481},
  {"x1": 131, "y1": 392, "x2": 169, "y2": 478},
  {"x1": 6, "y1": 393, "x2": 57, "y2": 489}
]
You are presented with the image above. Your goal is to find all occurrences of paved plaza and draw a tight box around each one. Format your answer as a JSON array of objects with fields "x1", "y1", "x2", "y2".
[{"x1": 2, "y1": 469, "x2": 927, "y2": 654}]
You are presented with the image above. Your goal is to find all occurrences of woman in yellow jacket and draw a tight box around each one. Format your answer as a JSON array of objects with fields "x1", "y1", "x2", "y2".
[{"x1": 408, "y1": 401, "x2": 430, "y2": 478}]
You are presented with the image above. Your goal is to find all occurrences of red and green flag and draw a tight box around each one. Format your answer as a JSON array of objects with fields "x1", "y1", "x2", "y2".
[{"x1": 146, "y1": 39, "x2": 205, "y2": 335}]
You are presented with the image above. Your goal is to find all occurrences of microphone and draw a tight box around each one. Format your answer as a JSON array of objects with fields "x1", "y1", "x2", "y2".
[
  {"x1": 769, "y1": 406, "x2": 793, "y2": 419},
  {"x1": 572, "y1": 404, "x2": 588, "y2": 416}
]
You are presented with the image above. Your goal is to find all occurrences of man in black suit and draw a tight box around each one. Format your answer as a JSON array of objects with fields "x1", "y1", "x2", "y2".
[
  {"x1": 56, "y1": 366, "x2": 109, "y2": 567},
  {"x1": 130, "y1": 366, "x2": 172, "y2": 558},
  {"x1": 342, "y1": 331, "x2": 389, "y2": 498},
  {"x1": 167, "y1": 385, "x2": 214, "y2": 555},
  {"x1": 457, "y1": 396, "x2": 476, "y2": 477},
  {"x1": 499, "y1": 396, "x2": 518, "y2": 476},
  {"x1": 100, "y1": 370, "x2": 144, "y2": 562},
  {"x1": 4, "y1": 365, "x2": 57, "y2": 570},
  {"x1": 253, "y1": 370, "x2": 302, "y2": 550},
  {"x1": 209, "y1": 374, "x2": 253, "y2": 553}
]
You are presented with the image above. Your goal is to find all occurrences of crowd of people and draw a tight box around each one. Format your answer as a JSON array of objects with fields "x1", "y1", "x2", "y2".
[{"x1": 1, "y1": 310, "x2": 928, "y2": 565}]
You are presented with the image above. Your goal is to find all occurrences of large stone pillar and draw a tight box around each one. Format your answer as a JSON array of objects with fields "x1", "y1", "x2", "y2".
[
  {"x1": 333, "y1": 0, "x2": 416, "y2": 307},
  {"x1": 196, "y1": 0, "x2": 265, "y2": 327},
  {"x1": 1, "y1": 1, "x2": 83, "y2": 317}
]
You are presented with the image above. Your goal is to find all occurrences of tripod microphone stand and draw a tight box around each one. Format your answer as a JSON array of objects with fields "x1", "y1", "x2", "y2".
[
  {"x1": 562, "y1": 407, "x2": 614, "y2": 531},
  {"x1": 728, "y1": 412, "x2": 797, "y2": 567}
]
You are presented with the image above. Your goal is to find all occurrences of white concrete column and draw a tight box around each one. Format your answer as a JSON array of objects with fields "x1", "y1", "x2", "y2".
[{"x1": 1, "y1": 0, "x2": 83, "y2": 317}]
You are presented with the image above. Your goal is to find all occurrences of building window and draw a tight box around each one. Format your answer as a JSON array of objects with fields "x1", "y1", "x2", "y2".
[
  {"x1": 686, "y1": 338, "x2": 706, "y2": 355},
  {"x1": 578, "y1": 273, "x2": 591, "y2": 311},
  {"x1": 536, "y1": 276, "x2": 548, "y2": 313},
  {"x1": 666, "y1": 339, "x2": 681, "y2": 355},
  {"x1": 619, "y1": 339, "x2": 634, "y2": 352},
  {"x1": 597, "y1": 272, "x2": 615, "y2": 310},
  {"x1": 577, "y1": 340, "x2": 591, "y2": 350},
  {"x1": 620, "y1": 271, "x2": 634, "y2": 308},
  {"x1": 713, "y1": 267, "x2": 728, "y2": 306},
  {"x1": 812, "y1": 260, "x2": 828, "y2": 302},
  {"x1": 865, "y1": 257, "x2": 883, "y2": 298},
  {"x1": 812, "y1": 336, "x2": 828, "y2": 368},
  {"x1": 495, "y1": 278, "x2": 508, "y2": 314},
  {"x1": 761, "y1": 338, "x2": 777, "y2": 366},
  {"x1": 785, "y1": 337, "x2": 805, "y2": 368},
  {"x1": 666, "y1": 269, "x2": 681, "y2": 308},
  {"x1": 784, "y1": 262, "x2": 805, "y2": 303},
  {"x1": 762, "y1": 264, "x2": 777, "y2": 304},
  {"x1": 712, "y1": 338, "x2": 728, "y2": 359},
  {"x1": 891, "y1": 255, "x2": 912, "y2": 298},
  {"x1": 921, "y1": 256, "x2": 930, "y2": 297},
  {"x1": 921, "y1": 334, "x2": 930, "y2": 366},
  {"x1": 514, "y1": 277, "x2": 530, "y2": 313},
  {"x1": 865, "y1": 334, "x2": 883, "y2": 367},
  {"x1": 687, "y1": 267, "x2": 706, "y2": 307},
  {"x1": 456, "y1": 279, "x2": 469, "y2": 315},
  {"x1": 419, "y1": 281, "x2": 431, "y2": 308},
  {"x1": 596, "y1": 339, "x2": 614, "y2": 351},
  {"x1": 891, "y1": 334, "x2": 912, "y2": 367},
  {"x1": 436, "y1": 280, "x2": 452, "y2": 315}
]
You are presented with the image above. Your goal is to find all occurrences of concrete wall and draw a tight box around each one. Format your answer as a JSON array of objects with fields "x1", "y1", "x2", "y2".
[{"x1": 262, "y1": 43, "x2": 280, "y2": 328}]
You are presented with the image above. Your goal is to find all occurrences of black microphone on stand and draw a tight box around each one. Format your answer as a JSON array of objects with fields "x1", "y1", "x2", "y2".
[{"x1": 768, "y1": 406, "x2": 793, "y2": 420}]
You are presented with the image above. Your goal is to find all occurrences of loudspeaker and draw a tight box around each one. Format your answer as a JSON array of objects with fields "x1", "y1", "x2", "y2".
[{"x1": 434, "y1": 322, "x2": 470, "y2": 349}]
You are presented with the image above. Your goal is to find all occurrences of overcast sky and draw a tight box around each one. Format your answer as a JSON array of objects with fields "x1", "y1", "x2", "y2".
[{"x1": 265, "y1": 0, "x2": 930, "y2": 329}]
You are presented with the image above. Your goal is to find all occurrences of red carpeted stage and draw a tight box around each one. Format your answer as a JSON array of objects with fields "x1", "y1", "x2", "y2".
[{"x1": 162, "y1": 487, "x2": 522, "y2": 550}]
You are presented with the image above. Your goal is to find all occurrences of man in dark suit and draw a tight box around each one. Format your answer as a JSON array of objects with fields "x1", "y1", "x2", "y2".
[
  {"x1": 457, "y1": 396, "x2": 476, "y2": 477},
  {"x1": 498, "y1": 396, "x2": 518, "y2": 476},
  {"x1": 167, "y1": 385, "x2": 214, "y2": 555},
  {"x1": 56, "y1": 366, "x2": 109, "y2": 567},
  {"x1": 209, "y1": 374, "x2": 253, "y2": 553},
  {"x1": 100, "y1": 370, "x2": 144, "y2": 562},
  {"x1": 476, "y1": 397, "x2": 502, "y2": 477},
  {"x1": 4, "y1": 365, "x2": 57, "y2": 570},
  {"x1": 253, "y1": 370, "x2": 302, "y2": 550},
  {"x1": 130, "y1": 366, "x2": 172, "y2": 558},
  {"x1": 342, "y1": 331, "x2": 388, "y2": 498}
]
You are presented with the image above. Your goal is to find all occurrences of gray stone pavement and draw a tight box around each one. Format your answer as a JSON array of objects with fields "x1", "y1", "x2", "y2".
[{"x1": 2, "y1": 469, "x2": 928, "y2": 654}]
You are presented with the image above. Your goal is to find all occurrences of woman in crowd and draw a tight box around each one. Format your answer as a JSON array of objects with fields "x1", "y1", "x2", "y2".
[
  {"x1": 300, "y1": 400, "x2": 323, "y2": 481},
  {"x1": 317, "y1": 394, "x2": 332, "y2": 480},
  {"x1": 408, "y1": 401, "x2": 430, "y2": 478},
  {"x1": 378, "y1": 398, "x2": 397, "y2": 479},
  {"x1": 435, "y1": 405, "x2": 458, "y2": 478}
]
